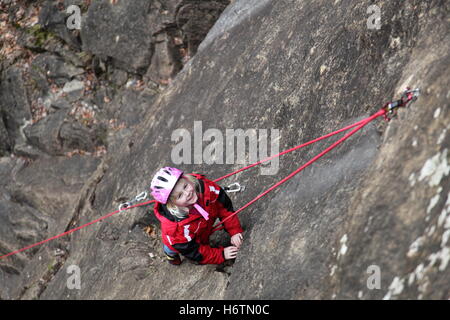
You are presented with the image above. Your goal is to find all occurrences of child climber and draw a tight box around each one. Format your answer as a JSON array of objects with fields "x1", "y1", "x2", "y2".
[{"x1": 151, "y1": 167, "x2": 244, "y2": 265}]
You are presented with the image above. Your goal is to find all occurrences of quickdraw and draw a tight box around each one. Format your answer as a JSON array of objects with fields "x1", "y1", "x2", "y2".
[
  {"x1": 119, "y1": 191, "x2": 148, "y2": 211},
  {"x1": 383, "y1": 88, "x2": 420, "y2": 121},
  {"x1": 223, "y1": 182, "x2": 245, "y2": 193}
]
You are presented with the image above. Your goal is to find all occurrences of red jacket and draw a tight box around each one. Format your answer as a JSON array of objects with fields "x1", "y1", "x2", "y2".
[{"x1": 154, "y1": 174, "x2": 243, "y2": 265}]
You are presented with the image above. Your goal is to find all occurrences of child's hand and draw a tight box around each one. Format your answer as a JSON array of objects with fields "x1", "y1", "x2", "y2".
[
  {"x1": 231, "y1": 233, "x2": 243, "y2": 249},
  {"x1": 224, "y1": 246, "x2": 239, "y2": 260}
]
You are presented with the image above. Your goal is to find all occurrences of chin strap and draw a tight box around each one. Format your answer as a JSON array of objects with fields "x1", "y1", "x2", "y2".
[{"x1": 193, "y1": 203, "x2": 210, "y2": 220}]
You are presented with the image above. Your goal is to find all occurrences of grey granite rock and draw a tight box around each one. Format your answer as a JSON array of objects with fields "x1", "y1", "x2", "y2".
[{"x1": 1, "y1": 0, "x2": 449, "y2": 301}]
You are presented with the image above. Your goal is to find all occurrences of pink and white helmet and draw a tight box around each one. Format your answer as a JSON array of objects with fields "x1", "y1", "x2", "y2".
[{"x1": 150, "y1": 167, "x2": 184, "y2": 204}]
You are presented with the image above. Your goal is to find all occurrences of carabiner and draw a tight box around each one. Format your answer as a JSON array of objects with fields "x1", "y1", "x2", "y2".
[
  {"x1": 118, "y1": 191, "x2": 148, "y2": 211},
  {"x1": 224, "y1": 182, "x2": 245, "y2": 193},
  {"x1": 403, "y1": 88, "x2": 420, "y2": 99},
  {"x1": 383, "y1": 88, "x2": 420, "y2": 121},
  {"x1": 135, "y1": 191, "x2": 148, "y2": 202},
  {"x1": 119, "y1": 201, "x2": 132, "y2": 211}
]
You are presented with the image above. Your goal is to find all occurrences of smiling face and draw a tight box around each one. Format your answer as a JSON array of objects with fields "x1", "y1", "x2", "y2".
[{"x1": 170, "y1": 175, "x2": 198, "y2": 208}]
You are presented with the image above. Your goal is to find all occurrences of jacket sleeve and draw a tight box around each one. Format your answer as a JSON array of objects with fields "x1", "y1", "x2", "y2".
[
  {"x1": 215, "y1": 188, "x2": 244, "y2": 236},
  {"x1": 172, "y1": 241, "x2": 225, "y2": 265}
]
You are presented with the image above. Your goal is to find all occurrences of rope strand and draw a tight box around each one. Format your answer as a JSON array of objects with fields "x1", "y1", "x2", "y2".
[
  {"x1": 213, "y1": 116, "x2": 371, "y2": 183},
  {"x1": 212, "y1": 109, "x2": 385, "y2": 232},
  {"x1": 0, "y1": 200, "x2": 156, "y2": 260},
  {"x1": 0, "y1": 109, "x2": 387, "y2": 260}
]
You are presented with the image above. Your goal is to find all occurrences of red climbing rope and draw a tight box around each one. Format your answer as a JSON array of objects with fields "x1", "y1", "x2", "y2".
[
  {"x1": 0, "y1": 200, "x2": 156, "y2": 260},
  {"x1": 212, "y1": 109, "x2": 385, "y2": 232},
  {"x1": 0, "y1": 89, "x2": 419, "y2": 260},
  {"x1": 0, "y1": 114, "x2": 378, "y2": 260},
  {"x1": 212, "y1": 88, "x2": 419, "y2": 230},
  {"x1": 212, "y1": 117, "x2": 370, "y2": 183}
]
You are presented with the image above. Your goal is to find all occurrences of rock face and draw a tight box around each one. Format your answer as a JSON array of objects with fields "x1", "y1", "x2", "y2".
[
  {"x1": 30, "y1": 53, "x2": 84, "y2": 87},
  {"x1": 0, "y1": 118, "x2": 10, "y2": 156},
  {"x1": 38, "y1": 0, "x2": 81, "y2": 50},
  {"x1": 0, "y1": 0, "x2": 449, "y2": 300},
  {"x1": 81, "y1": 0, "x2": 155, "y2": 74},
  {"x1": 0, "y1": 155, "x2": 101, "y2": 299},
  {"x1": 0, "y1": 67, "x2": 32, "y2": 149},
  {"x1": 0, "y1": 0, "x2": 229, "y2": 300},
  {"x1": 81, "y1": 0, "x2": 230, "y2": 77}
]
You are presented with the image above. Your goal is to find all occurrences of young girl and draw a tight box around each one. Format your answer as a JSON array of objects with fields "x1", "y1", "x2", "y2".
[{"x1": 151, "y1": 167, "x2": 244, "y2": 265}]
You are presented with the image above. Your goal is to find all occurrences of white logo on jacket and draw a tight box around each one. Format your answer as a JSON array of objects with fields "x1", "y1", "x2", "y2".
[
  {"x1": 184, "y1": 225, "x2": 192, "y2": 241},
  {"x1": 209, "y1": 186, "x2": 220, "y2": 195}
]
